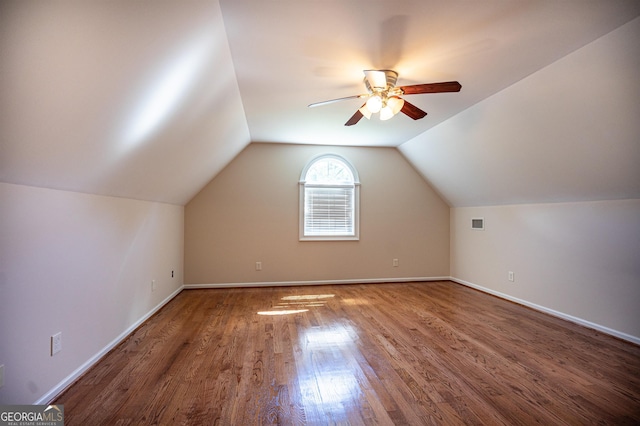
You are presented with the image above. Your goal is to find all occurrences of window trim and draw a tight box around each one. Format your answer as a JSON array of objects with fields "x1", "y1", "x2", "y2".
[{"x1": 299, "y1": 154, "x2": 360, "y2": 241}]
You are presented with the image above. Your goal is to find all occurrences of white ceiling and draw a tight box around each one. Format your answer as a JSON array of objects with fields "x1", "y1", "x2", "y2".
[
  {"x1": 220, "y1": 0, "x2": 640, "y2": 146},
  {"x1": 1, "y1": 0, "x2": 249, "y2": 205},
  {"x1": 1, "y1": 1, "x2": 639, "y2": 205},
  {"x1": 401, "y1": 16, "x2": 640, "y2": 206}
]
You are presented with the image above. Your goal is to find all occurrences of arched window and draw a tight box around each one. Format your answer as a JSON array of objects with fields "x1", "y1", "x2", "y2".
[{"x1": 299, "y1": 154, "x2": 360, "y2": 240}]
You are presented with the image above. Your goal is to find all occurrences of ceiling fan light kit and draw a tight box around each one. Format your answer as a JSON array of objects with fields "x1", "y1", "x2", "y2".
[
  {"x1": 308, "y1": 69, "x2": 461, "y2": 126},
  {"x1": 379, "y1": 96, "x2": 405, "y2": 121},
  {"x1": 365, "y1": 94, "x2": 383, "y2": 113},
  {"x1": 358, "y1": 105, "x2": 372, "y2": 119}
]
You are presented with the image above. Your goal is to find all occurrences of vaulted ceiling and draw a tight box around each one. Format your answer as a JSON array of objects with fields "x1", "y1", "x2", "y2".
[{"x1": 1, "y1": 1, "x2": 639, "y2": 206}]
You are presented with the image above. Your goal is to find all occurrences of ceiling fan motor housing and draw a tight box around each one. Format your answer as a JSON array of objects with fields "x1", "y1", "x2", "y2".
[{"x1": 364, "y1": 69, "x2": 398, "y2": 92}]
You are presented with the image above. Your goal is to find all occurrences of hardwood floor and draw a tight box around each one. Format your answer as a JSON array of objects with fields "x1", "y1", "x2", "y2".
[{"x1": 55, "y1": 281, "x2": 640, "y2": 425}]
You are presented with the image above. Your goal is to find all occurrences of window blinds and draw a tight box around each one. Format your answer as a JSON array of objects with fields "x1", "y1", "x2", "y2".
[{"x1": 304, "y1": 186, "x2": 354, "y2": 236}]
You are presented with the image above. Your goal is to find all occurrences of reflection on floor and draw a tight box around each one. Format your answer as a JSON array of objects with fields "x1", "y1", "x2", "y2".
[{"x1": 55, "y1": 282, "x2": 640, "y2": 425}]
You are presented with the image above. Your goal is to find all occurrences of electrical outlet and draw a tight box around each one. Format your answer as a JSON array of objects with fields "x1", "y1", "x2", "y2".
[
  {"x1": 171, "y1": 270, "x2": 174, "y2": 278},
  {"x1": 0, "y1": 364, "x2": 4, "y2": 388},
  {"x1": 255, "y1": 261, "x2": 262, "y2": 271},
  {"x1": 51, "y1": 333, "x2": 62, "y2": 356},
  {"x1": 508, "y1": 271, "x2": 515, "y2": 282},
  {"x1": 393, "y1": 258, "x2": 399, "y2": 267},
  {"x1": 151, "y1": 280, "x2": 156, "y2": 292}
]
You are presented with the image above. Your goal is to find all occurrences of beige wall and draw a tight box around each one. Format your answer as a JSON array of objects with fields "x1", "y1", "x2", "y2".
[
  {"x1": 0, "y1": 183, "x2": 184, "y2": 404},
  {"x1": 185, "y1": 143, "x2": 450, "y2": 284},
  {"x1": 451, "y1": 199, "x2": 640, "y2": 341}
]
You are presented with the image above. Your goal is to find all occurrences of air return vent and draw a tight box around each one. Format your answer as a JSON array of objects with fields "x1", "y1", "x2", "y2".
[{"x1": 471, "y1": 218, "x2": 484, "y2": 230}]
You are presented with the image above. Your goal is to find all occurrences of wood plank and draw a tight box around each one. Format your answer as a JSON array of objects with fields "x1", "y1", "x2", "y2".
[{"x1": 55, "y1": 282, "x2": 640, "y2": 425}]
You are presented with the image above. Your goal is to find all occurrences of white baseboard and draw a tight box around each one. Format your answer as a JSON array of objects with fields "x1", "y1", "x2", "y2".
[
  {"x1": 38, "y1": 276, "x2": 637, "y2": 404},
  {"x1": 450, "y1": 277, "x2": 640, "y2": 346},
  {"x1": 184, "y1": 276, "x2": 450, "y2": 289},
  {"x1": 36, "y1": 285, "x2": 185, "y2": 404}
]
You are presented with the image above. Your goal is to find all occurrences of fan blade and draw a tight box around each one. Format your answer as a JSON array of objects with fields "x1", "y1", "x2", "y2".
[
  {"x1": 308, "y1": 94, "x2": 366, "y2": 108},
  {"x1": 401, "y1": 101, "x2": 427, "y2": 120},
  {"x1": 363, "y1": 70, "x2": 388, "y2": 90},
  {"x1": 399, "y1": 81, "x2": 461, "y2": 95},
  {"x1": 345, "y1": 107, "x2": 365, "y2": 126}
]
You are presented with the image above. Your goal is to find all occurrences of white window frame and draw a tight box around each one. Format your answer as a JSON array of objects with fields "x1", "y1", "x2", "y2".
[{"x1": 299, "y1": 154, "x2": 360, "y2": 241}]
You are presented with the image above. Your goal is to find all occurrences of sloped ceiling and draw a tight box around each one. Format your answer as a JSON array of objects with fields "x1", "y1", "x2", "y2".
[
  {"x1": 1, "y1": 1, "x2": 639, "y2": 206},
  {"x1": 400, "y1": 17, "x2": 640, "y2": 207},
  {"x1": 0, "y1": 0, "x2": 249, "y2": 205},
  {"x1": 220, "y1": 0, "x2": 639, "y2": 147}
]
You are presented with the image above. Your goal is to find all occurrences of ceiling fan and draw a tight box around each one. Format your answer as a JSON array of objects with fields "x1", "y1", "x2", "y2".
[{"x1": 308, "y1": 70, "x2": 461, "y2": 126}]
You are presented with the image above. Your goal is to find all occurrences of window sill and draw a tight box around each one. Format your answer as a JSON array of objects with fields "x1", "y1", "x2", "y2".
[{"x1": 299, "y1": 235, "x2": 359, "y2": 241}]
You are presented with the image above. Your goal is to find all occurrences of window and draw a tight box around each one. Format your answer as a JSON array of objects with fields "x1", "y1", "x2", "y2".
[{"x1": 299, "y1": 154, "x2": 360, "y2": 240}]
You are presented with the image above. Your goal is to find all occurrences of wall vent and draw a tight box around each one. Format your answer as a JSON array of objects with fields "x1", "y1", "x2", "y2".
[{"x1": 471, "y1": 218, "x2": 484, "y2": 230}]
